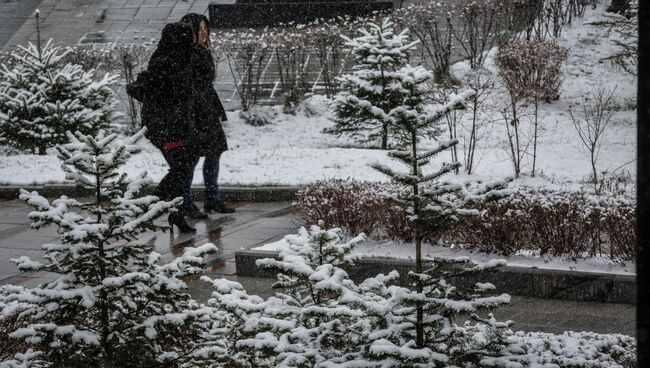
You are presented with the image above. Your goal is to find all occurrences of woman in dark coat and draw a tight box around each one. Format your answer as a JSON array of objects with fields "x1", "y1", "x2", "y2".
[
  {"x1": 130, "y1": 22, "x2": 196, "y2": 233},
  {"x1": 180, "y1": 13, "x2": 235, "y2": 217}
]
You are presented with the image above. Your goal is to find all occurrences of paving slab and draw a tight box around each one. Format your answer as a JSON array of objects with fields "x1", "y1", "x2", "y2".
[{"x1": 0, "y1": 198, "x2": 298, "y2": 287}]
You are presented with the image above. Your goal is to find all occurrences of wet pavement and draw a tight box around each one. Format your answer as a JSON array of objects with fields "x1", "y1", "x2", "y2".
[
  {"x1": 0, "y1": 197, "x2": 637, "y2": 337},
  {"x1": 0, "y1": 198, "x2": 300, "y2": 287}
]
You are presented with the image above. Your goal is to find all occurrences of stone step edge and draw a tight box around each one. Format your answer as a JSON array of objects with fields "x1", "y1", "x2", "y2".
[
  {"x1": 235, "y1": 250, "x2": 636, "y2": 304},
  {"x1": 0, "y1": 185, "x2": 300, "y2": 202}
]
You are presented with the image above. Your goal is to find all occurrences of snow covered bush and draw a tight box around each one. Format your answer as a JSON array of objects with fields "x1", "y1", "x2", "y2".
[
  {"x1": 0, "y1": 129, "x2": 216, "y2": 367},
  {"x1": 297, "y1": 181, "x2": 635, "y2": 262},
  {"x1": 0, "y1": 40, "x2": 122, "y2": 155},
  {"x1": 328, "y1": 18, "x2": 419, "y2": 150},
  {"x1": 202, "y1": 223, "x2": 516, "y2": 367},
  {"x1": 494, "y1": 330, "x2": 637, "y2": 367},
  {"x1": 497, "y1": 39, "x2": 568, "y2": 103},
  {"x1": 449, "y1": 188, "x2": 636, "y2": 262},
  {"x1": 294, "y1": 179, "x2": 411, "y2": 240}
]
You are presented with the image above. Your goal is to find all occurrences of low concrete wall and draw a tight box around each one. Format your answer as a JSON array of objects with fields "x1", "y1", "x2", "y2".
[
  {"x1": 235, "y1": 250, "x2": 636, "y2": 304},
  {"x1": 0, "y1": 185, "x2": 298, "y2": 202},
  {"x1": 208, "y1": 1, "x2": 393, "y2": 28}
]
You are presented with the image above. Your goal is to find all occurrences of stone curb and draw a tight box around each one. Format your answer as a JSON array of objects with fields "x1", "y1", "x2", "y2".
[
  {"x1": 235, "y1": 250, "x2": 636, "y2": 304},
  {"x1": 0, "y1": 185, "x2": 299, "y2": 202}
]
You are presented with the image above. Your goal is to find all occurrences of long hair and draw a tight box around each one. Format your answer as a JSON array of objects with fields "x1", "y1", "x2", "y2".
[{"x1": 180, "y1": 13, "x2": 211, "y2": 49}]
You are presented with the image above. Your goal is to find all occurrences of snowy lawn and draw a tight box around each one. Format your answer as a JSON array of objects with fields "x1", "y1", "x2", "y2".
[{"x1": 0, "y1": 6, "x2": 637, "y2": 189}]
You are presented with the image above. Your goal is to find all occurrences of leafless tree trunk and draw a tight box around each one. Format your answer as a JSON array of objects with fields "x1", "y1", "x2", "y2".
[
  {"x1": 464, "y1": 72, "x2": 495, "y2": 174},
  {"x1": 569, "y1": 88, "x2": 618, "y2": 193}
]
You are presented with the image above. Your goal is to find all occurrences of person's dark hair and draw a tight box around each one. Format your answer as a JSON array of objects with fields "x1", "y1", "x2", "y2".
[
  {"x1": 180, "y1": 13, "x2": 210, "y2": 46},
  {"x1": 147, "y1": 22, "x2": 194, "y2": 84},
  {"x1": 158, "y1": 22, "x2": 194, "y2": 51}
]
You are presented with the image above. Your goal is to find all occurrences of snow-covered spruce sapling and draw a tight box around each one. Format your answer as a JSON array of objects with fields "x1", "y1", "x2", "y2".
[
  {"x1": 0, "y1": 129, "x2": 216, "y2": 367},
  {"x1": 0, "y1": 40, "x2": 121, "y2": 155},
  {"x1": 328, "y1": 18, "x2": 419, "y2": 150},
  {"x1": 202, "y1": 222, "x2": 516, "y2": 367},
  {"x1": 371, "y1": 69, "x2": 511, "y2": 349},
  {"x1": 200, "y1": 223, "x2": 368, "y2": 367}
]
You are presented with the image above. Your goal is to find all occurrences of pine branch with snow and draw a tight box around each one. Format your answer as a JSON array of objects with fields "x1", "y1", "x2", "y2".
[
  {"x1": 0, "y1": 130, "x2": 216, "y2": 367},
  {"x1": 0, "y1": 40, "x2": 122, "y2": 155}
]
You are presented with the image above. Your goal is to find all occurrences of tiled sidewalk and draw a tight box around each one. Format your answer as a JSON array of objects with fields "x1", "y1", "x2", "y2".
[
  {"x1": 0, "y1": 198, "x2": 300, "y2": 287},
  {"x1": 1, "y1": 0, "x2": 213, "y2": 49}
]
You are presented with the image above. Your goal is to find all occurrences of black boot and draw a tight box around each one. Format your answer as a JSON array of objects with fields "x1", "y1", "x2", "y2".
[
  {"x1": 168, "y1": 211, "x2": 196, "y2": 233},
  {"x1": 204, "y1": 202, "x2": 235, "y2": 214},
  {"x1": 180, "y1": 204, "x2": 209, "y2": 219}
]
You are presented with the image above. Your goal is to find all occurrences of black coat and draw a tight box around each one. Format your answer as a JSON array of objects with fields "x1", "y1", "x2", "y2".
[
  {"x1": 180, "y1": 13, "x2": 229, "y2": 156},
  {"x1": 135, "y1": 23, "x2": 194, "y2": 149},
  {"x1": 186, "y1": 47, "x2": 229, "y2": 155}
]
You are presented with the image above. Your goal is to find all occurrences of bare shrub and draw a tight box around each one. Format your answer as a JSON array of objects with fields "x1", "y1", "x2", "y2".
[
  {"x1": 60, "y1": 45, "x2": 107, "y2": 71},
  {"x1": 395, "y1": 3, "x2": 454, "y2": 81},
  {"x1": 462, "y1": 70, "x2": 497, "y2": 174},
  {"x1": 296, "y1": 181, "x2": 636, "y2": 262},
  {"x1": 500, "y1": 101, "x2": 528, "y2": 178},
  {"x1": 218, "y1": 30, "x2": 273, "y2": 112},
  {"x1": 448, "y1": 189, "x2": 636, "y2": 262},
  {"x1": 294, "y1": 180, "x2": 409, "y2": 239},
  {"x1": 305, "y1": 21, "x2": 346, "y2": 98},
  {"x1": 108, "y1": 44, "x2": 151, "y2": 132},
  {"x1": 569, "y1": 88, "x2": 619, "y2": 194},
  {"x1": 451, "y1": 0, "x2": 515, "y2": 69},
  {"x1": 497, "y1": 40, "x2": 568, "y2": 176},
  {"x1": 271, "y1": 28, "x2": 310, "y2": 113}
]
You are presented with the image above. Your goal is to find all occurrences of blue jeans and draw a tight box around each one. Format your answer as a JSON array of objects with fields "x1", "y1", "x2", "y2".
[{"x1": 183, "y1": 151, "x2": 224, "y2": 208}]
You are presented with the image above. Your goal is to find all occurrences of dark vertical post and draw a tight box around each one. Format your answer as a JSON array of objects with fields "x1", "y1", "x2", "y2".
[{"x1": 637, "y1": 0, "x2": 648, "y2": 365}]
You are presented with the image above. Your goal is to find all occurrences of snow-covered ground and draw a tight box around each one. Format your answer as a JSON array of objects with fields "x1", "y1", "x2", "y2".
[{"x1": 0, "y1": 6, "x2": 636, "y2": 190}]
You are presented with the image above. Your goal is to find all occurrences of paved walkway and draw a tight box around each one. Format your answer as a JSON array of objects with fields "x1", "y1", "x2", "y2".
[
  {"x1": 1, "y1": 0, "x2": 213, "y2": 49},
  {"x1": 0, "y1": 197, "x2": 636, "y2": 337},
  {"x1": 0, "y1": 198, "x2": 300, "y2": 287}
]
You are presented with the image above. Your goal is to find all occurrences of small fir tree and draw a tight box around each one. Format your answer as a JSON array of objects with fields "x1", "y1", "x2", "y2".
[
  {"x1": 201, "y1": 222, "x2": 515, "y2": 367},
  {"x1": 0, "y1": 129, "x2": 216, "y2": 367},
  {"x1": 371, "y1": 66, "x2": 511, "y2": 348},
  {"x1": 199, "y1": 223, "x2": 367, "y2": 367},
  {"x1": 329, "y1": 18, "x2": 419, "y2": 149},
  {"x1": 0, "y1": 39, "x2": 121, "y2": 154}
]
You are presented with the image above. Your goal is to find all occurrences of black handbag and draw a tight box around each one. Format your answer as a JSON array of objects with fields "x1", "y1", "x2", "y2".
[{"x1": 126, "y1": 70, "x2": 153, "y2": 103}]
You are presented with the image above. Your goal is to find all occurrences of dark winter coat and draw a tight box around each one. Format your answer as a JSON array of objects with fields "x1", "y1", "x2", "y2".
[
  {"x1": 180, "y1": 13, "x2": 229, "y2": 156},
  {"x1": 133, "y1": 22, "x2": 194, "y2": 149}
]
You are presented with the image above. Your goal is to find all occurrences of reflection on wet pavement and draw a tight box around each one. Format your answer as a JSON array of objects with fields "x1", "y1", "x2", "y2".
[{"x1": 0, "y1": 200, "x2": 301, "y2": 288}]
